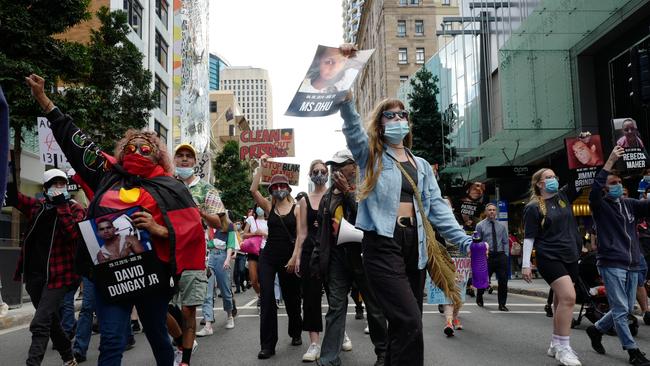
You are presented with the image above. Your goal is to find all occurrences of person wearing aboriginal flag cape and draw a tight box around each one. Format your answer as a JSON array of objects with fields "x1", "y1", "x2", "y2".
[{"x1": 26, "y1": 74, "x2": 205, "y2": 366}]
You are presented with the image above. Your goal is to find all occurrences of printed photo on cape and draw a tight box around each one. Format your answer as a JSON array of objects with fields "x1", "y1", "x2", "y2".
[
  {"x1": 285, "y1": 45, "x2": 374, "y2": 117},
  {"x1": 78, "y1": 206, "x2": 152, "y2": 266},
  {"x1": 612, "y1": 118, "x2": 649, "y2": 174}
]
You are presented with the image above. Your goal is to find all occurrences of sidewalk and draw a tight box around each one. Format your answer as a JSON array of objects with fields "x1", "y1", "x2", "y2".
[
  {"x1": 505, "y1": 278, "x2": 551, "y2": 299},
  {"x1": 0, "y1": 297, "x2": 82, "y2": 332}
]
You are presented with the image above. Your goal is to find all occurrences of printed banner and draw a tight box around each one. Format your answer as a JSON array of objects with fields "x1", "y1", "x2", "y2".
[
  {"x1": 261, "y1": 160, "x2": 300, "y2": 186},
  {"x1": 427, "y1": 257, "x2": 471, "y2": 304},
  {"x1": 2, "y1": 150, "x2": 17, "y2": 207},
  {"x1": 37, "y1": 117, "x2": 70, "y2": 168},
  {"x1": 78, "y1": 207, "x2": 168, "y2": 301},
  {"x1": 285, "y1": 45, "x2": 374, "y2": 117},
  {"x1": 239, "y1": 129, "x2": 295, "y2": 160},
  {"x1": 565, "y1": 132, "x2": 604, "y2": 189},
  {"x1": 612, "y1": 118, "x2": 649, "y2": 174}
]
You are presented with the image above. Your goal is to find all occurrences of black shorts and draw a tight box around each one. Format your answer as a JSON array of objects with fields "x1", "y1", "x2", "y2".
[
  {"x1": 537, "y1": 256, "x2": 579, "y2": 285},
  {"x1": 247, "y1": 253, "x2": 259, "y2": 262}
]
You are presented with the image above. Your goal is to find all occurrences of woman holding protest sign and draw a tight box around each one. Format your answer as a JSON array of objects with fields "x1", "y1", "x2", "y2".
[
  {"x1": 250, "y1": 156, "x2": 306, "y2": 360},
  {"x1": 26, "y1": 74, "x2": 205, "y2": 366},
  {"x1": 337, "y1": 44, "x2": 472, "y2": 366}
]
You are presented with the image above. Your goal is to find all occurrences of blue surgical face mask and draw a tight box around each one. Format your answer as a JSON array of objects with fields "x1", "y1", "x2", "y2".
[
  {"x1": 544, "y1": 178, "x2": 559, "y2": 193},
  {"x1": 607, "y1": 183, "x2": 624, "y2": 199},
  {"x1": 383, "y1": 121, "x2": 410, "y2": 145},
  {"x1": 255, "y1": 207, "x2": 264, "y2": 217},
  {"x1": 175, "y1": 167, "x2": 194, "y2": 179},
  {"x1": 46, "y1": 186, "x2": 70, "y2": 200}
]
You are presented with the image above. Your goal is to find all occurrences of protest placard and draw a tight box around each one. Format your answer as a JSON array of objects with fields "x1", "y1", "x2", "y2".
[
  {"x1": 427, "y1": 257, "x2": 471, "y2": 304},
  {"x1": 565, "y1": 132, "x2": 604, "y2": 189},
  {"x1": 260, "y1": 160, "x2": 300, "y2": 186},
  {"x1": 612, "y1": 118, "x2": 649, "y2": 174},
  {"x1": 239, "y1": 128, "x2": 295, "y2": 160},
  {"x1": 37, "y1": 117, "x2": 70, "y2": 168}
]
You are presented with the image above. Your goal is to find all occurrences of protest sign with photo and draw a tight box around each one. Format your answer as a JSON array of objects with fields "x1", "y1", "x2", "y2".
[
  {"x1": 261, "y1": 160, "x2": 300, "y2": 186},
  {"x1": 2, "y1": 150, "x2": 17, "y2": 207},
  {"x1": 565, "y1": 132, "x2": 604, "y2": 189},
  {"x1": 612, "y1": 118, "x2": 649, "y2": 174},
  {"x1": 427, "y1": 257, "x2": 471, "y2": 304},
  {"x1": 239, "y1": 128, "x2": 295, "y2": 160},
  {"x1": 37, "y1": 117, "x2": 70, "y2": 168},
  {"x1": 285, "y1": 45, "x2": 374, "y2": 117},
  {"x1": 78, "y1": 206, "x2": 168, "y2": 301},
  {"x1": 453, "y1": 181, "x2": 486, "y2": 232}
]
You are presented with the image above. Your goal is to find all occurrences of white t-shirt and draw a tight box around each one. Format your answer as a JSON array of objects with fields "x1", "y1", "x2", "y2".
[{"x1": 246, "y1": 216, "x2": 268, "y2": 248}]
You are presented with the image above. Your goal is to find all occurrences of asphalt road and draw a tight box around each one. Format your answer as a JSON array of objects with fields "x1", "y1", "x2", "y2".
[{"x1": 1, "y1": 291, "x2": 648, "y2": 365}]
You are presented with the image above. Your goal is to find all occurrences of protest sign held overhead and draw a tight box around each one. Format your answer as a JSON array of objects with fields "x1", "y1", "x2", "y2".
[
  {"x1": 565, "y1": 132, "x2": 604, "y2": 190},
  {"x1": 239, "y1": 128, "x2": 295, "y2": 160},
  {"x1": 37, "y1": 117, "x2": 70, "y2": 168},
  {"x1": 261, "y1": 160, "x2": 300, "y2": 186},
  {"x1": 612, "y1": 118, "x2": 649, "y2": 174},
  {"x1": 285, "y1": 45, "x2": 374, "y2": 117}
]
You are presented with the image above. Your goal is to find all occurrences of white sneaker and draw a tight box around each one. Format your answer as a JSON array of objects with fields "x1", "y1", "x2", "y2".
[
  {"x1": 555, "y1": 345, "x2": 581, "y2": 366},
  {"x1": 0, "y1": 303, "x2": 8, "y2": 317},
  {"x1": 225, "y1": 316, "x2": 235, "y2": 329},
  {"x1": 342, "y1": 332, "x2": 352, "y2": 351},
  {"x1": 364, "y1": 325, "x2": 369, "y2": 334},
  {"x1": 547, "y1": 344, "x2": 557, "y2": 358},
  {"x1": 173, "y1": 348, "x2": 182, "y2": 366},
  {"x1": 196, "y1": 325, "x2": 213, "y2": 337},
  {"x1": 192, "y1": 340, "x2": 198, "y2": 354},
  {"x1": 302, "y1": 343, "x2": 321, "y2": 362}
]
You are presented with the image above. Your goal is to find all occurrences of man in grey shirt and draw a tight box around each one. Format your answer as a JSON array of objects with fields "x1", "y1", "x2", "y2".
[{"x1": 475, "y1": 203, "x2": 510, "y2": 311}]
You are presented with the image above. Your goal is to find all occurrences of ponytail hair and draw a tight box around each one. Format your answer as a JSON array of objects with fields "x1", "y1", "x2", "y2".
[{"x1": 529, "y1": 168, "x2": 549, "y2": 226}]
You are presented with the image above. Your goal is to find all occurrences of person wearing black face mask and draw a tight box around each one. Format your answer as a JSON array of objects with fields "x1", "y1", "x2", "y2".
[
  {"x1": 586, "y1": 146, "x2": 650, "y2": 366},
  {"x1": 250, "y1": 155, "x2": 306, "y2": 360}
]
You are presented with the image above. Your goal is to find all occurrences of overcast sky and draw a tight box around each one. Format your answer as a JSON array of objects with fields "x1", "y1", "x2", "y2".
[{"x1": 208, "y1": 0, "x2": 348, "y2": 193}]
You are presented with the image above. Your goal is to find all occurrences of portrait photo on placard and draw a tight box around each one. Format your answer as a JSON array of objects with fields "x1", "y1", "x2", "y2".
[{"x1": 565, "y1": 133, "x2": 604, "y2": 170}]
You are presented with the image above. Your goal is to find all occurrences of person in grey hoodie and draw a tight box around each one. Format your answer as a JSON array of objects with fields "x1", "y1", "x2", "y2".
[{"x1": 586, "y1": 146, "x2": 650, "y2": 366}]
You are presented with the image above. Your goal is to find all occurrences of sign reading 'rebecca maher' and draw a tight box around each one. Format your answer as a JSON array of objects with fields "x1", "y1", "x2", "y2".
[
  {"x1": 239, "y1": 129, "x2": 295, "y2": 160},
  {"x1": 261, "y1": 160, "x2": 300, "y2": 186}
]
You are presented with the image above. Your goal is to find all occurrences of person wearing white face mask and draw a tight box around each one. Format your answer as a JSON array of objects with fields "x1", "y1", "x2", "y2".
[
  {"x1": 585, "y1": 146, "x2": 650, "y2": 366},
  {"x1": 522, "y1": 167, "x2": 583, "y2": 366},
  {"x1": 13, "y1": 169, "x2": 86, "y2": 366}
]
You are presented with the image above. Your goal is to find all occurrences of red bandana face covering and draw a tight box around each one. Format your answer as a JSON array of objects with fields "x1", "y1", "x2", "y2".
[{"x1": 121, "y1": 153, "x2": 163, "y2": 178}]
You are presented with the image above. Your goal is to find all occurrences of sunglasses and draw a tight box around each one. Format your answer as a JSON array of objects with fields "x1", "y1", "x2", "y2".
[
  {"x1": 382, "y1": 110, "x2": 409, "y2": 119},
  {"x1": 312, "y1": 169, "x2": 328, "y2": 175},
  {"x1": 123, "y1": 143, "x2": 155, "y2": 157}
]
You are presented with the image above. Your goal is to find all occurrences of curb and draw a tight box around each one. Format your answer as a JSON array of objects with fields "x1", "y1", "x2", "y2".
[
  {"x1": 507, "y1": 287, "x2": 549, "y2": 299},
  {"x1": 0, "y1": 301, "x2": 82, "y2": 331}
]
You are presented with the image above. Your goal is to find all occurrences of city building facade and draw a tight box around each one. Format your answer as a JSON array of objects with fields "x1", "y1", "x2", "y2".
[
  {"x1": 342, "y1": 0, "x2": 365, "y2": 44},
  {"x1": 209, "y1": 53, "x2": 230, "y2": 91},
  {"x1": 220, "y1": 67, "x2": 273, "y2": 130}
]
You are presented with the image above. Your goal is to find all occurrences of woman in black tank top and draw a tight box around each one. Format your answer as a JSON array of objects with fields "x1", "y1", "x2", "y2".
[{"x1": 250, "y1": 156, "x2": 307, "y2": 359}]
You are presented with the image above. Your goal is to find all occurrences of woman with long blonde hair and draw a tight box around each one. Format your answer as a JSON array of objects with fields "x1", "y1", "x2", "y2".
[
  {"x1": 338, "y1": 45, "x2": 471, "y2": 366},
  {"x1": 522, "y1": 168, "x2": 582, "y2": 366}
]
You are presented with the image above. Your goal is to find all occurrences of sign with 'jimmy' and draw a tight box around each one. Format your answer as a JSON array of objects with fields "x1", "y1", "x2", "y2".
[
  {"x1": 239, "y1": 129, "x2": 295, "y2": 160},
  {"x1": 261, "y1": 160, "x2": 300, "y2": 186},
  {"x1": 78, "y1": 207, "x2": 169, "y2": 302}
]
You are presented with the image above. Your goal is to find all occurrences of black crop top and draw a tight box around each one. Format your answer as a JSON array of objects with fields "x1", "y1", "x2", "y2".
[{"x1": 399, "y1": 161, "x2": 418, "y2": 202}]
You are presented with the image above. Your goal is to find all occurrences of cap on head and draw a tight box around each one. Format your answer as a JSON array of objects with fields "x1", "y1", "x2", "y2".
[
  {"x1": 268, "y1": 174, "x2": 291, "y2": 193},
  {"x1": 326, "y1": 149, "x2": 354, "y2": 166},
  {"x1": 174, "y1": 143, "x2": 197, "y2": 159},
  {"x1": 43, "y1": 169, "x2": 68, "y2": 187}
]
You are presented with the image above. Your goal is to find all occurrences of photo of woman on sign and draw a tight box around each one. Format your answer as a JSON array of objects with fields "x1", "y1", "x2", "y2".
[
  {"x1": 299, "y1": 46, "x2": 360, "y2": 93},
  {"x1": 616, "y1": 118, "x2": 645, "y2": 149}
]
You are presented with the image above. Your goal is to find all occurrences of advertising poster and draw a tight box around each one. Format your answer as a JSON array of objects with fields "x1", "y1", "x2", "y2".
[
  {"x1": 78, "y1": 207, "x2": 167, "y2": 301},
  {"x1": 261, "y1": 160, "x2": 300, "y2": 186},
  {"x1": 427, "y1": 257, "x2": 471, "y2": 304},
  {"x1": 239, "y1": 128, "x2": 295, "y2": 160},
  {"x1": 565, "y1": 132, "x2": 604, "y2": 189},
  {"x1": 285, "y1": 45, "x2": 374, "y2": 117},
  {"x1": 612, "y1": 118, "x2": 648, "y2": 174}
]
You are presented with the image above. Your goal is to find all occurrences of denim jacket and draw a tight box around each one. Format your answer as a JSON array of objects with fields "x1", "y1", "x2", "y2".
[{"x1": 340, "y1": 100, "x2": 471, "y2": 269}]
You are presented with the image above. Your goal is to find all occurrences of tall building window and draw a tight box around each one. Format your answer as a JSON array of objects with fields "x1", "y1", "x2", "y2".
[
  {"x1": 397, "y1": 20, "x2": 406, "y2": 37},
  {"x1": 123, "y1": 0, "x2": 143, "y2": 38},
  {"x1": 155, "y1": 0, "x2": 168, "y2": 26},
  {"x1": 442, "y1": 0, "x2": 450, "y2": 4},
  {"x1": 154, "y1": 120, "x2": 168, "y2": 145},
  {"x1": 154, "y1": 76, "x2": 168, "y2": 114},
  {"x1": 400, "y1": 75, "x2": 408, "y2": 83},
  {"x1": 155, "y1": 32, "x2": 168, "y2": 70},
  {"x1": 229, "y1": 125, "x2": 235, "y2": 136},
  {"x1": 416, "y1": 48, "x2": 425, "y2": 64},
  {"x1": 415, "y1": 20, "x2": 424, "y2": 36},
  {"x1": 398, "y1": 48, "x2": 408, "y2": 64},
  {"x1": 410, "y1": 0, "x2": 419, "y2": 4},
  {"x1": 209, "y1": 101, "x2": 217, "y2": 113},
  {"x1": 399, "y1": 0, "x2": 407, "y2": 5}
]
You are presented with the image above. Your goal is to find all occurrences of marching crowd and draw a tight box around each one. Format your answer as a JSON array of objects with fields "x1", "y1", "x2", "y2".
[{"x1": 3, "y1": 43, "x2": 650, "y2": 366}]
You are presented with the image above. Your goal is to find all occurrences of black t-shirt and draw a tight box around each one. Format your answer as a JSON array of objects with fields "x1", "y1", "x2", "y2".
[
  {"x1": 523, "y1": 189, "x2": 580, "y2": 263},
  {"x1": 25, "y1": 207, "x2": 56, "y2": 276}
]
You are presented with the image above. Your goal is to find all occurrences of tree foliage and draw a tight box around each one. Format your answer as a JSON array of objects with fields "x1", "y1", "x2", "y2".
[
  {"x1": 213, "y1": 141, "x2": 253, "y2": 218},
  {"x1": 407, "y1": 67, "x2": 455, "y2": 166}
]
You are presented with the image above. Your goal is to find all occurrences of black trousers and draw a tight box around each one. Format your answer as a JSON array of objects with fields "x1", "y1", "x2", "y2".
[
  {"x1": 477, "y1": 252, "x2": 509, "y2": 306},
  {"x1": 300, "y1": 237, "x2": 323, "y2": 333},
  {"x1": 258, "y1": 253, "x2": 303, "y2": 351},
  {"x1": 25, "y1": 275, "x2": 74, "y2": 366},
  {"x1": 362, "y1": 227, "x2": 425, "y2": 366}
]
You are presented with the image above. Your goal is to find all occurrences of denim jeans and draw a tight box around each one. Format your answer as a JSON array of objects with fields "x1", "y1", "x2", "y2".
[
  {"x1": 595, "y1": 266, "x2": 640, "y2": 350},
  {"x1": 233, "y1": 253, "x2": 247, "y2": 292},
  {"x1": 202, "y1": 249, "x2": 233, "y2": 322},
  {"x1": 73, "y1": 278, "x2": 95, "y2": 357},
  {"x1": 94, "y1": 286, "x2": 172, "y2": 366},
  {"x1": 60, "y1": 286, "x2": 78, "y2": 338}
]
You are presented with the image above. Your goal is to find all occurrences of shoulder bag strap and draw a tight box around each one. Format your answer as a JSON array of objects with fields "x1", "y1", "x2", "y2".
[{"x1": 275, "y1": 204, "x2": 296, "y2": 243}]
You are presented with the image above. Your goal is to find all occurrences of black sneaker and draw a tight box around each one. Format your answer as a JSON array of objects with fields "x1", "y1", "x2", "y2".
[
  {"x1": 488, "y1": 287, "x2": 494, "y2": 295},
  {"x1": 291, "y1": 336, "x2": 302, "y2": 346},
  {"x1": 131, "y1": 319, "x2": 141, "y2": 333},
  {"x1": 476, "y1": 293, "x2": 484, "y2": 307},
  {"x1": 586, "y1": 325, "x2": 605, "y2": 354},
  {"x1": 544, "y1": 304, "x2": 553, "y2": 318},
  {"x1": 73, "y1": 352, "x2": 87, "y2": 363},
  {"x1": 125, "y1": 336, "x2": 136, "y2": 351},
  {"x1": 644, "y1": 312, "x2": 650, "y2": 326},
  {"x1": 374, "y1": 352, "x2": 386, "y2": 366},
  {"x1": 628, "y1": 348, "x2": 650, "y2": 366},
  {"x1": 355, "y1": 308, "x2": 364, "y2": 320}
]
